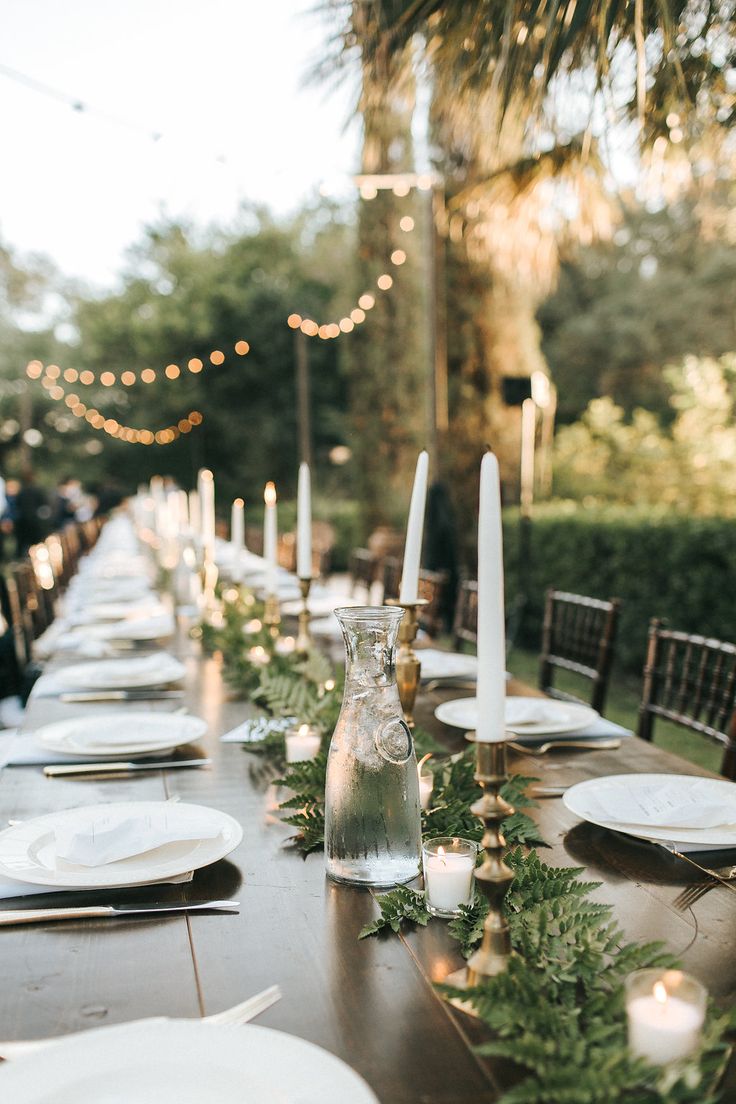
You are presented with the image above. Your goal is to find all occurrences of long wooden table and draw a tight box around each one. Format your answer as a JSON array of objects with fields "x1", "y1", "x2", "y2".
[{"x1": 0, "y1": 622, "x2": 734, "y2": 1101}]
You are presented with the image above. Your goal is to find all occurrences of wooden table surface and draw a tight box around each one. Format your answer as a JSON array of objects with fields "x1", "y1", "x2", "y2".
[{"x1": 1, "y1": 621, "x2": 734, "y2": 1102}]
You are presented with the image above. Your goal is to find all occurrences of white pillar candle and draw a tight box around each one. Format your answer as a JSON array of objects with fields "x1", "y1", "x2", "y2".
[
  {"x1": 297, "y1": 462, "x2": 312, "y2": 580},
  {"x1": 419, "y1": 772, "x2": 434, "y2": 811},
  {"x1": 199, "y1": 469, "x2": 216, "y2": 558},
  {"x1": 177, "y1": 490, "x2": 190, "y2": 534},
  {"x1": 476, "y1": 452, "x2": 506, "y2": 742},
  {"x1": 626, "y1": 973, "x2": 706, "y2": 1066},
  {"x1": 263, "y1": 482, "x2": 278, "y2": 595},
  {"x1": 399, "y1": 450, "x2": 429, "y2": 604},
  {"x1": 231, "y1": 498, "x2": 244, "y2": 581},
  {"x1": 423, "y1": 844, "x2": 475, "y2": 916},
  {"x1": 285, "y1": 723, "x2": 321, "y2": 763},
  {"x1": 188, "y1": 490, "x2": 201, "y2": 539}
]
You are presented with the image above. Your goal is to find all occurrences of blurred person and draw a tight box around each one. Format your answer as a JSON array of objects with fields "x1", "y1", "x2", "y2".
[
  {"x1": 14, "y1": 469, "x2": 49, "y2": 555},
  {"x1": 51, "y1": 475, "x2": 78, "y2": 529}
]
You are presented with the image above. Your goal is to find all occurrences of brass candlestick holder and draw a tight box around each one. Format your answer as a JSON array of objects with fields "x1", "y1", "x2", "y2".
[
  {"x1": 296, "y1": 576, "x2": 313, "y2": 654},
  {"x1": 446, "y1": 735, "x2": 515, "y2": 1015},
  {"x1": 387, "y1": 598, "x2": 427, "y2": 729},
  {"x1": 263, "y1": 591, "x2": 281, "y2": 638}
]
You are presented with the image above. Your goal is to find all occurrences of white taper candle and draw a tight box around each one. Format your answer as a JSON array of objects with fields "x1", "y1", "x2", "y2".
[
  {"x1": 297, "y1": 462, "x2": 312, "y2": 580},
  {"x1": 476, "y1": 452, "x2": 506, "y2": 742},
  {"x1": 231, "y1": 498, "x2": 244, "y2": 581},
  {"x1": 263, "y1": 482, "x2": 278, "y2": 595},
  {"x1": 399, "y1": 450, "x2": 429, "y2": 604}
]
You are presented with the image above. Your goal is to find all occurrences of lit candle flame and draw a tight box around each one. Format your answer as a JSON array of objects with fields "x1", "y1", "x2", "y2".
[
  {"x1": 653, "y1": 981, "x2": 668, "y2": 1006},
  {"x1": 298, "y1": 723, "x2": 310, "y2": 737},
  {"x1": 264, "y1": 482, "x2": 277, "y2": 506},
  {"x1": 200, "y1": 469, "x2": 213, "y2": 482},
  {"x1": 234, "y1": 497, "x2": 244, "y2": 508},
  {"x1": 324, "y1": 678, "x2": 335, "y2": 692}
]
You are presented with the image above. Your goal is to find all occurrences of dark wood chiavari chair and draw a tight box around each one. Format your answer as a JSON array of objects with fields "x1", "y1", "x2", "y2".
[
  {"x1": 381, "y1": 557, "x2": 449, "y2": 639},
  {"x1": 638, "y1": 620, "x2": 736, "y2": 780},
  {"x1": 0, "y1": 573, "x2": 28, "y2": 692},
  {"x1": 539, "y1": 588, "x2": 621, "y2": 715},
  {"x1": 28, "y1": 544, "x2": 58, "y2": 629},
  {"x1": 349, "y1": 548, "x2": 378, "y2": 598},
  {"x1": 453, "y1": 580, "x2": 478, "y2": 651}
]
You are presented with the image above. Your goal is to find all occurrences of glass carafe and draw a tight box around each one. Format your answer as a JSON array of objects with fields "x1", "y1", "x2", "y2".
[{"x1": 325, "y1": 606, "x2": 422, "y2": 886}]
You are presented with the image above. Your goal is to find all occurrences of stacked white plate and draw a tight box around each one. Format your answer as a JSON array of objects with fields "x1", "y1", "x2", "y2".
[
  {"x1": 34, "y1": 713, "x2": 206, "y2": 759},
  {"x1": 0, "y1": 802, "x2": 242, "y2": 891},
  {"x1": 563, "y1": 773, "x2": 736, "y2": 850},
  {"x1": 435, "y1": 696, "x2": 598, "y2": 740},
  {"x1": 39, "y1": 653, "x2": 186, "y2": 694},
  {"x1": 0, "y1": 1020, "x2": 379, "y2": 1103}
]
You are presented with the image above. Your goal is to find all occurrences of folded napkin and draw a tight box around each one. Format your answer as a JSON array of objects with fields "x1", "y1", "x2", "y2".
[
  {"x1": 505, "y1": 699, "x2": 575, "y2": 727},
  {"x1": 221, "y1": 716, "x2": 297, "y2": 743},
  {"x1": 55, "y1": 807, "x2": 223, "y2": 867},
  {"x1": 593, "y1": 778, "x2": 736, "y2": 830}
]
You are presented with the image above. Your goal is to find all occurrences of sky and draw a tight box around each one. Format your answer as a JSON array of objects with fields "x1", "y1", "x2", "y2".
[{"x1": 0, "y1": 0, "x2": 360, "y2": 289}]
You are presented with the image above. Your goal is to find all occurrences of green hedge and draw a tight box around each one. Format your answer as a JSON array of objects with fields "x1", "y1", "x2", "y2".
[{"x1": 502, "y1": 505, "x2": 736, "y2": 673}]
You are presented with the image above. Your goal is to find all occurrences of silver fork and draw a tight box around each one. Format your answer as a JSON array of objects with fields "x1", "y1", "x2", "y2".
[
  {"x1": 673, "y1": 866, "x2": 736, "y2": 911},
  {"x1": 0, "y1": 984, "x2": 281, "y2": 1059},
  {"x1": 508, "y1": 738, "x2": 622, "y2": 755}
]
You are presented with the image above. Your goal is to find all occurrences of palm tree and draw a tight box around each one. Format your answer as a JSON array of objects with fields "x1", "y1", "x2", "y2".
[{"x1": 318, "y1": 1, "x2": 735, "y2": 499}]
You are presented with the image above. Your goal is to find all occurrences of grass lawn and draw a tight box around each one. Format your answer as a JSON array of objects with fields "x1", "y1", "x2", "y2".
[{"x1": 507, "y1": 646, "x2": 723, "y2": 775}]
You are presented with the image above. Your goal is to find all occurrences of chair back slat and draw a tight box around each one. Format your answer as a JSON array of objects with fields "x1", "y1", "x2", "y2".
[
  {"x1": 637, "y1": 620, "x2": 736, "y2": 779},
  {"x1": 380, "y1": 558, "x2": 448, "y2": 639},
  {"x1": 452, "y1": 580, "x2": 478, "y2": 650},
  {"x1": 349, "y1": 549, "x2": 377, "y2": 598},
  {"x1": 539, "y1": 589, "x2": 621, "y2": 715}
]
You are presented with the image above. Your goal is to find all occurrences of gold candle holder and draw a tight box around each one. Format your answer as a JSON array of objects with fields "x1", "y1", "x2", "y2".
[
  {"x1": 263, "y1": 592, "x2": 281, "y2": 638},
  {"x1": 296, "y1": 576, "x2": 313, "y2": 654},
  {"x1": 445, "y1": 736, "x2": 515, "y2": 1014},
  {"x1": 387, "y1": 598, "x2": 427, "y2": 729}
]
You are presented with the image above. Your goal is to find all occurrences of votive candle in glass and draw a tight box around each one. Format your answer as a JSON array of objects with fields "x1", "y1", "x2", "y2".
[
  {"x1": 626, "y1": 969, "x2": 706, "y2": 1066},
  {"x1": 285, "y1": 723, "x2": 321, "y2": 763},
  {"x1": 419, "y1": 771, "x2": 434, "y2": 811},
  {"x1": 422, "y1": 837, "x2": 476, "y2": 918}
]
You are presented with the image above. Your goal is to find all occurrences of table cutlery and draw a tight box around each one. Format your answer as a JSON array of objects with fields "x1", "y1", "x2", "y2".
[
  {"x1": 528, "y1": 784, "x2": 569, "y2": 798},
  {"x1": 508, "y1": 738, "x2": 622, "y2": 755},
  {"x1": 0, "y1": 984, "x2": 280, "y2": 1060},
  {"x1": 668, "y1": 850, "x2": 736, "y2": 910},
  {"x1": 44, "y1": 758, "x2": 211, "y2": 777},
  {"x1": 0, "y1": 898, "x2": 239, "y2": 926},
  {"x1": 59, "y1": 690, "x2": 184, "y2": 702}
]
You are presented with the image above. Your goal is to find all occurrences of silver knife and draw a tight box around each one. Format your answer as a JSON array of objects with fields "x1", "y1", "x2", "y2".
[
  {"x1": 0, "y1": 899, "x2": 239, "y2": 926},
  {"x1": 44, "y1": 758, "x2": 212, "y2": 777},
  {"x1": 59, "y1": 691, "x2": 184, "y2": 702}
]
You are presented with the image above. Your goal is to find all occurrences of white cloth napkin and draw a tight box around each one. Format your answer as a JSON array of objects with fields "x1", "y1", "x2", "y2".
[
  {"x1": 55, "y1": 807, "x2": 223, "y2": 867},
  {"x1": 593, "y1": 778, "x2": 736, "y2": 830},
  {"x1": 505, "y1": 699, "x2": 575, "y2": 727},
  {"x1": 220, "y1": 716, "x2": 297, "y2": 744}
]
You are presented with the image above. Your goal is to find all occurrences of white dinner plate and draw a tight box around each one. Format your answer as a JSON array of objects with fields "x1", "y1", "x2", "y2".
[
  {"x1": 35, "y1": 713, "x2": 207, "y2": 759},
  {"x1": 0, "y1": 1020, "x2": 379, "y2": 1104},
  {"x1": 434, "y1": 696, "x2": 598, "y2": 736},
  {"x1": 0, "y1": 802, "x2": 242, "y2": 888},
  {"x1": 47, "y1": 654, "x2": 186, "y2": 691},
  {"x1": 77, "y1": 614, "x2": 175, "y2": 642},
  {"x1": 563, "y1": 774, "x2": 736, "y2": 848},
  {"x1": 66, "y1": 601, "x2": 168, "y2": 626}
]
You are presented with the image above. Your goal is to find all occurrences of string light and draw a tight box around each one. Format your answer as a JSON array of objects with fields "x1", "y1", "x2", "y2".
[
  {"x1": 25, "y1": 363, "x2": 204, "y2": 446},
  {"x1": 25, "y1": 341, "x2": 250, "y2": 389}
]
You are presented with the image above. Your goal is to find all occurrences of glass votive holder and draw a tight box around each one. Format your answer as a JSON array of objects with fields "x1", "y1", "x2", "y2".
[
  {"x1": 285, "y1": 723, "x2": 321, "y2": 763},
  {"x1": 625, "y1": 969, "x2": 706, "y2": 1066},
  {"x1": 422, "y1": 837, "x2": 477, "y2": 918}
]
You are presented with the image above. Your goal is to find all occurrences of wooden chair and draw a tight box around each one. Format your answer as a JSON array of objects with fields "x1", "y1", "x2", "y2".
[
  {"x1": 381, "y1": 557, "x2": 402, "y2": 603},
  {"x1": 453, "y1": 580, "x2": 478, "y2": 651},
  {"x1": 381, "y1": 557, "x2": 449, "y2": 639},
  {"x1": 349, "y1": 548, "x2": 378, "y2": 598},
  {"x1": 539, "y1": 589, "x2": 621, "y2": 715},
  {"x1": 638, "y1": 620, "x2": 736, "y2": 780},
  {"x1": 416, "y1": 568, "x2": 450, "y2": 638}
]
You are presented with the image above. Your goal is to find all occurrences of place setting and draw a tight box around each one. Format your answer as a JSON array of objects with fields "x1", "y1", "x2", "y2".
[
  {"x1": 30, "y1": 653, "x2": 187, "y2": 701},
  {"x1": 434, "y1": 693, "x2": 632, "y2": 752}
]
